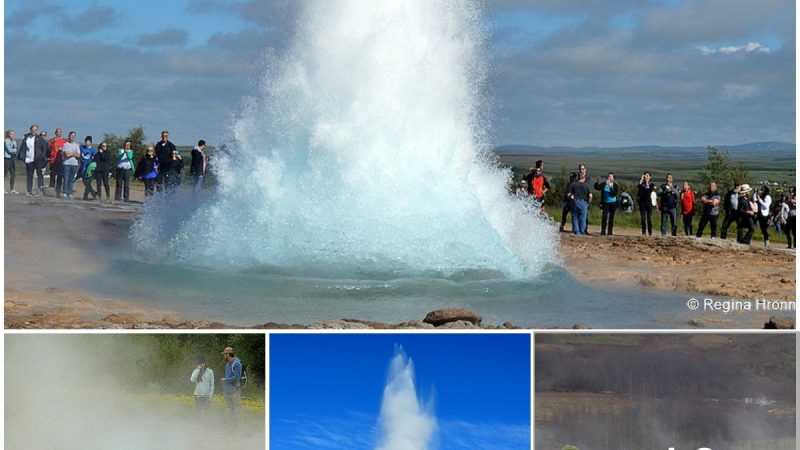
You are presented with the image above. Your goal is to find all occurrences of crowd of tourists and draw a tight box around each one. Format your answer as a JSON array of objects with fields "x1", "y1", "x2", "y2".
[
  {"x1": 4, "y1": 124, "x2": 209, "y2": 201},
  {"x1": 520, "y1": 161, "x2": 796, "y2": 249}
]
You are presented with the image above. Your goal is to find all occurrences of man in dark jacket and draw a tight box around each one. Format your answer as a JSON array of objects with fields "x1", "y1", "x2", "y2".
[
  {"x1": 695, "y1": 181, "x2": 721, "y2": 238},
  {"x1": 154, "y1": 130, "x2": 176, "y2": 192},
  {"x1": 190, "y1": 139, "x2": 207, "y2": 193},
  {"x1": 720, "y1": 181, "x2": 741, "y2": 240},
  {"x1": 658, "y1": 173, "x2": 678, "y2": 236},
  {"x1": 17, "y1": 124, "x2": 48, "y2": 195}
]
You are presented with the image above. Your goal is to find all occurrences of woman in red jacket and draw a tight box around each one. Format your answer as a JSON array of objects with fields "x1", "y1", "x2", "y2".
[{"x1": 680, "y1": 182, "x2": 695, "y2": 236}]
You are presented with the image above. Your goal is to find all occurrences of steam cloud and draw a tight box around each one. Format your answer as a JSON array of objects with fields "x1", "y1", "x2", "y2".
[{"x1": 377, "y1": 346, "x2": 437, "y2": 450}]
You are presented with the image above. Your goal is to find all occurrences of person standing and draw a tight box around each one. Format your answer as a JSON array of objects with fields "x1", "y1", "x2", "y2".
[
  {"x1": 695, "y1": 182, "x2": 721, "y2": 239},
  {"x1": 569, "y1": 171, "x2": 592, "y2": 236},
  {"x1": 17, "y1": 124, "x2": 48, "y2": 196},
  {"x1": 190, "y1": 140, "x2": 208, "y2": 193},
  {"x1": 94, "y1": 142, "x2": 111, "y2": 200},
  {"x1": 190, "y1": 355, "x2": 214, "y2": 414},
  {"x1": 81, "y1": 160, "x2": 97, "y2": 200},
  {"x1": 559, "y1": 172, "x2": 577, "y2": 232},
  {"x1": 78, "y1": 136, "x2": 96, "y2": 180},
  {"x1": 60, "y1": 131, "x2": 80, "y2": 199},
  {"x1": 164, "y1": 148, "x2": 184, "y2": 189},
  {"x1": 593, "y1": 172, "x2": 619, "y2": 236},
  {"x1": 529, "y1": 166, "x2": 550, "y2": 206},
  {"x1": 720, "y1": 181, "x2": 741, "y2": 240},
  {"x1": 114, "y1": 140, "x2": 135, "y2": 203},
  {"x1": 154, "y1": 130, "x2": 176, "y2": 192},
  {"x1": 785, "y1": 187, "x2": 796, "y2": 249},
  {"x1": 5, "y1": 130, "x2": 18, "y2": 194},
  {"x1": 680, "y1": 182, "x2": 695, "y2": 236},
  {"x1": 220, "y1": 347, "x2": 243, "y2": 424},
  {"x1": 658, "y1": 173, "x2": 678, "y2": 236},
  {"x1": 754, "y1": 185, "x2": 772, "y2": 247},
  {"x1": 636, "y1": 171, "x2": 656, "y2": 236},
  {"x1": 736, "y1": 184, "x2": 756, "y2": 245},
  {"x1": 134, "y1": 146, "x2": 159, "y2": 197},
  {"x1": 577, "y1": 164, "x2": 591, "y2": 233},
  {"x1": 47, "y1": 128, "x2": 66, "y2": 193}
]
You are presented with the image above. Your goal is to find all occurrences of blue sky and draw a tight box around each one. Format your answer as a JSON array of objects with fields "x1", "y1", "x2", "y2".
[
  {"x1": 270, "y1": 333, "x2": 531, "y2": 450},
  {"x1": 4, "y1": 0, "x2": 795, "y2": 146}
]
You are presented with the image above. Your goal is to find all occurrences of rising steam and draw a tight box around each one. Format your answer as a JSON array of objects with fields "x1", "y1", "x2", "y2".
[
  {"x1": 132, "y1": 0, "x2": 558, "y2": 278},
  {"x1": 377, "y1": 346, "x2": 437, "y2": 450}
]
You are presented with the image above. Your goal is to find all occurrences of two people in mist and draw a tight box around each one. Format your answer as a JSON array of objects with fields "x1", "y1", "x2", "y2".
[{"x1": 190, "y1": 346, "x2": 244, "y2": 421}]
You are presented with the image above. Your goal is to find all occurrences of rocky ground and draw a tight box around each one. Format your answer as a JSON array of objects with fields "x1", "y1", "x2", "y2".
[{"x1": 4, "y1": 191, "x2": 795, "y2": 329}]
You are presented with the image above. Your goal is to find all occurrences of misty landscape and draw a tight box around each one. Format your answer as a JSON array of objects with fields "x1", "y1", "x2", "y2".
[
  {"x1": 535, "y1": 334, "x2": 796, "y2": 449},
  {"x1": 5, "y1": 334, "x2": 265, "y2": 449}
]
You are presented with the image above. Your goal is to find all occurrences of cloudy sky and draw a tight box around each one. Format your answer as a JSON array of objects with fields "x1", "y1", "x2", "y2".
[
  {"x1": 270, "y1": 334, "x2": 531, "y2": 449},
  {"x1": 4, "y1": 0, "x2": 795, "y2": 146}
]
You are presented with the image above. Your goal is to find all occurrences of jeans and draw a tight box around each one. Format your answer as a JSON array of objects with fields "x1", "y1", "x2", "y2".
[
  {"x1": 25, "y1": 162, "x2": 44, "y2": 194},
  {"x1": 571, "y1": 199, "x2": 588, "y2": 235},
  {"x1": 4, "y1": 158, "x2": 15, "y2": 191},
  {"x1": 682, "y1": 212, "x2": 694, "y2": 236},
  {"x1": 720, "y1": 211, "x2": 737, "y2": 239},
  {"x1": 600, "y1": 202, "x2": 617, "y2": 235},
  {"x1": 62, "y1": 164, "x2": 78, "y2": 196},
  {"x1": 737, "y1": 216, "x2": 755, "y2": 244},
  {"x1": 96, "y1": 169, "x2": 110, "y2": 199},
  {"x1": 193, "y1": 174, "x2": 203, "y2": 193},
  {"x1": 660, "y1": 207, "x2": 677, "y2": 236},
  {"x1": 143, "y1": 178, "x2": 156, "y2": 197},
  {"x1": 695, "y1": 213, "x2": 718, "y2": 238},
  {"x1": 115, "y1": 168, "x2": 131, "y2": 201},
  {"x1": 639, "y1": 203, "x2": 653, "y2": 235},
  {"x1": 757, "y1": 215, "x2": 770, "y2": 242}
]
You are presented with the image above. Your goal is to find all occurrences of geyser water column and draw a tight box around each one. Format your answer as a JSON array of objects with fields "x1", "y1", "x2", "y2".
[
  {"x1": 377, "y1": 346, "x2": 437, "y2": 450},
  {"x1": 133, "y1": 0, "x2": 558, "y2": 278}
]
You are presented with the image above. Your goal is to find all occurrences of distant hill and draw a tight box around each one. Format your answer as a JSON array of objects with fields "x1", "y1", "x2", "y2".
[{"x1": 494, "y1": 141, "x2": 795, "y2": 158}]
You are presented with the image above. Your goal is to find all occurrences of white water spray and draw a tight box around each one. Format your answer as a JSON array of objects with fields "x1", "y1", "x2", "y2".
[
  {"x1": 133, "y1": 0, "x2": 557, "y2": 278},
  {"x1": 377, "y1": 346, "x2": 437, "y2": 450}
]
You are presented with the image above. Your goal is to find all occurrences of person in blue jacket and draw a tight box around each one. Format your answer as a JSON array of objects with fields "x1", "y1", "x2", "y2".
[
  {"x1": 221, "y1": 346, "x2": 243, "y2": 423},
  {"x1": 78, "y1": 136, "x2": 96, "y2": 180}
]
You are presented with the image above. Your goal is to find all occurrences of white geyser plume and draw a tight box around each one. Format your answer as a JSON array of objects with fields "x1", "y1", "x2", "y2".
[
  {"x1": 133, "y1": 0, "x2": 558, "y2": 278},
  {"x1": 377, "y1": 346, "x2": 437, "y2": 450}
]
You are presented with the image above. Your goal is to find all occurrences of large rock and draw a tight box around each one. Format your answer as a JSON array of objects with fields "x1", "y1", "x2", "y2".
[
  {"x1": 423, "y1": 308, "x2": 482, "y2": 327},
  {"x1": 764, "y1": 316, "x2": 795, "y2": 329},
  {"x1": 437, "y1": 320, "x2": 480, "y2": 329}
]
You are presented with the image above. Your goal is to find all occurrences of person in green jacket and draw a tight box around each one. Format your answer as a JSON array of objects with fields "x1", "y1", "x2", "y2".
[
  {"x1": 114, "y1": 140, "x2": 135, "y2": 203},
  {"x1": 82, "y1": 161, "x2": 97, "y2": 200}
]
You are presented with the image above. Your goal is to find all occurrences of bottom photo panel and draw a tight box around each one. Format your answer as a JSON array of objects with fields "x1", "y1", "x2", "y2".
[
  {"x1": 4, "y1": 333, "x2": 265, "y2": 449},
  {"x1": 535, "y1": 333, "x2": 797, "y2": 450},
  {"x1": 269, "y1": 333, "x2": 532, "y2": 449}
]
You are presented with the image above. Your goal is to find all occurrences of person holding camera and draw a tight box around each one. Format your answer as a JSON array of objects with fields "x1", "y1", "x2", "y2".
[
  {"x1": 190, "y1": 354, "x2": 214, "y2": 414},
  {"x1": 593, "y1": 172, "x2": 619, "y2": 236},
  {"x1": 658, "y1": 173, "x2": 679, "y2": 236},
  {"x1": 754, "y1": 185, "x2": 772, "y2": 247},
  {"x1": 636, "y1": 171, "x2": 656, "y2": 236}
]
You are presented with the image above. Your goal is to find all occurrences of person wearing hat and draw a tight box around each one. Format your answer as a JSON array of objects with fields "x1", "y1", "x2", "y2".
[
  {"x1": 736, "y1": 184, "x2": 756, "y2": 245},
  {"x1": 221, "y1": 346, "x2": 243, "y2": 422},
  {"x1": 190, "y1": 354, "x2": 214, "y2": 414}
]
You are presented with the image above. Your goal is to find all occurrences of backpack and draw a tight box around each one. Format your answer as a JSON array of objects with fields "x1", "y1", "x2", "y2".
[
  {"x1": 620, "y1": 194, "x2": 632, "y2": 210},
  {"x1": 235, "y1": 360, "x2": 248, "y2": 390}
]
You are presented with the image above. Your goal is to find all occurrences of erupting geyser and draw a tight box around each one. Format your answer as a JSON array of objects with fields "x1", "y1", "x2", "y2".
[
  {"x1": 133, "y1": 0, "x2": 557, "y2": 278},
  {"x1": 377, "y1": 346, "x2": 437, "y2": 450}
]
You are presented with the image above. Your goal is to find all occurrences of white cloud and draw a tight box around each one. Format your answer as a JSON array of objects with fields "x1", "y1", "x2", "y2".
[
  {"x1": 698, "y1": 41, "x2": 771, "y2": 55},
  {"x1": 376, "y1": 346, "x2": 437, "y2": 450}
]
